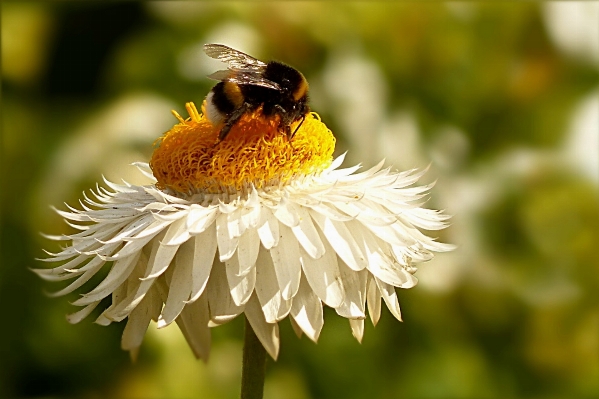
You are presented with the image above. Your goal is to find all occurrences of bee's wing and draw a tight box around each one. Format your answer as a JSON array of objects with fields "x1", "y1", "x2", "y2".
[
  {"x1": 206, "y1": 70, "x2": 236, "y2": 81},
  {"x1": 207, "y1": 70, "x2": 281, "y2": 91},
  {"x1": 204, "y1": 44, "x2": 281, "y2": 90},
  {"x1": 204, "y1": 44, "x2": 267, "y2": 71}
]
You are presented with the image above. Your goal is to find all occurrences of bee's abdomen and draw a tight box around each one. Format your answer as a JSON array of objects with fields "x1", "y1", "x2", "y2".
[
  {"x1": 211, "y1": 82, "x2": 241, "y2": 114},
  {"x1": 205, "y1": 81, "x2": 237, "y2": 125}
]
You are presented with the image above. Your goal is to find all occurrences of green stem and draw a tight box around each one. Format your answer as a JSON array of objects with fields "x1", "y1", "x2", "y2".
[{"x1": 241, "y1": 317, "x2": 267, "y2": 399}]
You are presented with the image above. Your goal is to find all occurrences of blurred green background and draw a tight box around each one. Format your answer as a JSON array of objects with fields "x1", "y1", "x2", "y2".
[{"x1": 2, "y1": 2, "x2": 598, "y2": 398}]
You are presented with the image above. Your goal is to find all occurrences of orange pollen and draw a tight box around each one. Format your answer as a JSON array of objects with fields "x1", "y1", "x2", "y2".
[{"x1": 150, "y1": 102, "x2": 336, "y2": 194}]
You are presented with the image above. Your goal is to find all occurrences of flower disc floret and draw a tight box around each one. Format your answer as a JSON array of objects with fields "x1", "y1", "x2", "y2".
[{"x1": 150, "y1": 102, "x2": 335, "y2": 195}]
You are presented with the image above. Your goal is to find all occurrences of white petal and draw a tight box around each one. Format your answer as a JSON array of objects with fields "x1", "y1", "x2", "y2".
[
  {"x1": 128, "y1": 218, "x2": 173, "y2": 240},
  {"x1": 175, "y1": 293, "x2": 211, "y2": 361},
  {"x1": 187, "y1": 205, "x2": 219, "y2": 234},
  {"x1": 227, "y1": 207, "x2": 245, "y2": 238},
  {"x1": 66, "y1": 301, "x2": 100, "y2": 324},
  {"x1": 366, "y1": 275, "x2": 382, "y2": 326},
  {"x1": 121, "y1": 285, "x2": 162, "y2": 353},
  {"x1": 290, "y1": 273, "x2": 323, "y2": 342},
  {"x1": 372, "y1": 261, "x2": 417, "y2": 289},
  {"x1": 106, "y1": 232, "x2": 168, "y2": 321},
  {"x1": 330, "y1": 163, "x2": 361, "y2": 177},
  {"x1": 306, "y1": 202, "x2": 353, "y2": 222},
  {"x1": 240, "y1": 191, "x2": 261, "y2": 229},
  {"x1": 375, "y1": 277, "x2": 402, "y2": 322},
  {"x1": 328, "y1": 152, "x2": 347, "y2": 170},
  {"x1": 244, "y1": 294, "x2": 280, "y2": 360},
  {"x1": 71, "y1": 219, "x2": 127, "y2": 239},
  {"x1": 218, "y1": 199, "x2": 238, "y2": 214},
  {"x1": 132, "y1": 162, "x2": 157, "y2": 182},
  {"x1": 225, "y1": 255, "x2": 256, "y2": 306},
  {"x1": 335, "y1": 264, "x2": 367, "y2": 319},
  {"x1": 45, "y1": 233, "x2": 107, "y2": 261},
  {"x1": 142, "y1": 238, "x2": 180, "y2": 280},
  {"x1": 103, "y1": 177, "x2": 139, "y2": 195},
  {"x1": 161, "y1": 215, "x2": 192, "y2": 246},
  {"x1": 101, "y1": 214, "x2": 154, "y2": 244},
  {"x1": 254, "y1": 247, "x2": 283, "y2": 323},
  {"x1": 349, "y1": 319, "x2": 365, "y2": 343},
  {"x1": 352, "y1": 223, "x2": 418, "y2": 289},
  {"x1": 139, "y1": 203, "x2": 182, "y2": 214},
  {"x1": 272, "y1": 196, "x2": 299, "y2": 227},
  {"x1": 72, "y1": 252, "x2": 140, "y2": 306},
  {"x1": 157, "y1": 238, "x2": 195, "y2": 328},
  {"x1": 257, "y1": 207, "x2": 279, "y2": 250},
  {"x1": 206, "y1": 261, "x2": 245, "y2": 323},
  {"x1": 236, "y1": 228, "x2": 260, "y2": 276},
  {"x1": 270, "y1": 224, "x2": 301, "y2": 300},
  {"x1": 216, "y1": 213, "x2": 239, "y2": 261},
  {"x1": 52, "y1": 206, "x2": 91, "y2": 223},
  {"x1": 391, "y1": 244, "x2": 429, "y2": 264},
  {"x1": 365, "y1": 222, "x2": 419, "y2": 249},
  {"x1": 422, "y1": 239, "x2": 456, "y2": 253},
  {"x1": 300, "y1": 242, "x2": 344, "y2": 309},
  {"x1": 292, "y1": 206, "x2": 325, "y2": 259},
  {"x1": 188, "y1": 224, "x2": 218, "y2": 303},
  {"x1": 334, "y1": 199, "x2": 396, "y2": 227},
  {"x1": 85, "y1": 241, "x2": 122, "y2": 260},
  {"x1": 33, "y1": 254, "x2": 90, "y2": 278},
  {"x1": 289, "y1": 317, "x2": 304, "y2": 339},
  {"x1": 46, "y1": 257, "x2": 106, "y2": 297},
  {"x1": 96, "y1": 278, "x2": 129, "y2": 326},
  {"x1": 107, "y1": 219, "x2": 171, "y2": 260},
  {"x1": 103, "y1": 233, "x2": 153, "y2": 261},
  {"x1": 277, "y1": 296, "x2": 292, "y2": 321},
  {"x1": 311, "y1": 212, "x2": 368, "y2": 271},
  {"x1": 399, "y1": 207, "x2": 451, "y2": 230}
]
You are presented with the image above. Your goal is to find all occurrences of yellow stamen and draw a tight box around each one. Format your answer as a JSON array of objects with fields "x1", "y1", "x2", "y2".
[{"x1": 150, "y1": 102, "x2": 336, "y2": 194}]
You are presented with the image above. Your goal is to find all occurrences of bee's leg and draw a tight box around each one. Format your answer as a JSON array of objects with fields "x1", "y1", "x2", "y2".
[
  {"x1": 273, "y1": 104, "x2": 287, "y2": 115},
  {"x1": 285, "y1": 125, "x2": 292, "y2": 139},
  {"x1": 272, "y1": 105, "x2": 292, "y2": 139},
  {"x1": 219, "y1": 103, "x2": 250, "y2": 141},
  {"x1": 290, "y1": 115, "x2": 305, "y2": 140}
]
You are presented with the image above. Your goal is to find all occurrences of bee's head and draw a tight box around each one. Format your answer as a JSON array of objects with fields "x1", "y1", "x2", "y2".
[{"x1": 298, "y1": 97, "x2": 310, "y2": 115}]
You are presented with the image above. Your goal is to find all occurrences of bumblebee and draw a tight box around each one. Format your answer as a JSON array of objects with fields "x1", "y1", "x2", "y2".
[{"x1": 203, "y1": 44, "x2": 310, "y2": 141}]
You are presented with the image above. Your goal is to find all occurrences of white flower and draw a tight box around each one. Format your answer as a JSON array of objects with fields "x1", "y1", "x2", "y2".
[{"x1": 37, "y1": 103, "x2": 453, "y2": 360}]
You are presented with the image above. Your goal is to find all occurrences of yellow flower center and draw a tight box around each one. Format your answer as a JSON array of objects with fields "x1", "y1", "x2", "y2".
[{"x1": 150, "y1": 102, "x2": 336, "y2": 194}]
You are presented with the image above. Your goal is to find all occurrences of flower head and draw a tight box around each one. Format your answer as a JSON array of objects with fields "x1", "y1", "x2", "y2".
[{"x1": 37, "y1": 102, "x2": 453, "y2": 360}]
